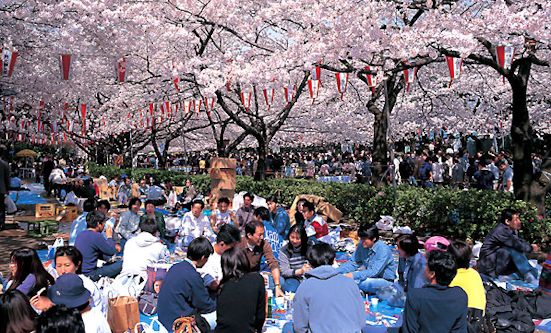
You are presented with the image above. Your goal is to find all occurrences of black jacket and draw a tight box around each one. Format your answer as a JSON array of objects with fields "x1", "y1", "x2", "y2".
[{"x1": 478, "y1": 223, "x2": 532, "y2": 277}]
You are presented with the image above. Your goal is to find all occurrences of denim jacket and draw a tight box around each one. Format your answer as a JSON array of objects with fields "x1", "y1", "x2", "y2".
[
  {"x1": 398, "y1": 252, "x2": 428, "y2": 291},
  {"x1": 337, "y1": 240, "x2": 397, "y2": 281}
]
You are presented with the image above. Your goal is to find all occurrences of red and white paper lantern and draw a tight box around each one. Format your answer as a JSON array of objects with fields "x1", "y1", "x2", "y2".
[
  {"x1": 262, "y1": 88, "x2": 275, "y2": 110},
  {"x1": 496, "y1": 45, "x2": 515, "y2": 70},
  {"x1": 308, "y1": 79, "x2": 321, "y2": 101},
  {"x1": 283, "y1": 85, "x2": 295, "y2": 104},
  {"x1": 445, "y1": 56, "x2": 462, "y2": 87},
  {"x1": 403, "y1": 67, "x2": 418, "y2": 92},
  {"x1": 80, "y1": 103, "x2": 87, "y2": 135},
  {"x1": 116, "y1": 57, "x2": 127, "y2": 83},
  {"x1": 335, "y1": 72, "x2": 349, "y2": 98},
  {"x1": 60, "y1": 54, "x2": 73, "y2": 81},
  {"x1": 240, "y1": 89, "x2": 252, "y2": 112},
  {"x1": 1, "y1": 49, "x2": 18, "y2": 78}
]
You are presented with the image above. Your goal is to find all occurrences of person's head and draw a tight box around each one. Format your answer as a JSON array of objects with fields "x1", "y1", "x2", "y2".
[
  {"x1": 287, "y1": 224, "x2": 309, "y2": 256},
  {"x1": 8, "y1": 247, "x2": 54, "y2": 294},
  {"x1": 301, "y1": 201, "x2": 316, "y2": 220},
  {"x1": 397, "y1": 234, "x2": 420, "y2": 258},
  {"x1": 144, "y1": 200, "x2": 156, "y2": 215},
  {"x1": 96, "y1": 200, "x2": 110, "y2": 216},
  {"x1": 221, "y1": 247, "x2": 251, "y2": 284},
  {"x1": 139, "y1": 179, "x2": 147, "y2": 187},
  {"x1": 139, "y1": 217, "x2": 158, "y2": 236},
  {"x1": 0, "y1": 290, "x2": 36, "y2": 333},
  {"x1": 245, "y1": 220, "x2": 265, "y2": 247},
  {"x1": 191, "y1": 199, "x2": 205, "y2": 217},
  {"x1": 500, "y1": 208, "x2": 522, "y2": 231},
  {"x1": 47, "y1": 273, "x2": 91, "y2": 310},
  {"x1": 216, "y1": 224, "x2": 241, "y2": 251},
  {"x1": 124, "y1": 177, "x2": 131, "y2": 185},
  {"x1": 217, "y1": 197, "x2": 230, "y2": 212},
  {"x1": 253, "y1": 206, "x2": 270, "y2": 222},
  {"x1": 307, "y1": 243, "x2": 336, "y2": 268},
  {"x1": 358, "y1": 224, "x2": 379, "y2": 249},
  {"x1": 185, "y1": 179, "x2": 192, "y2": 187},
  {"x1": 498, "y1": 159, "x2": 509, "y2": 170},
  {"x1": 85, "y1": 210, "x2": 108, "y2": 231},
  {"x1": 128, "y1": 197, "x2": 142, "y2": 213},
  {"x1": 448, "y1": 240, "x2": 472, "y2": 269},
  {"x1": 153, "y1": 279, "x2": 163, "y2": 294},
  {"x1": 82, "y1": 198, "x2": 96, "y2": 213},
  {"x1": 55, "y1": 246, "x2": 83, "y2": 275},
  {"x1": 36, "y1": 305, "x2": 85, "y2": 333},
  {"x1": 243, "y1": 192, "x2": 254, "y2": 208},
  {"x1": 425, "y1": 250, "x2": 457, "y2": 286},
  {"x1": 266, "y1": 196, "x2": 278, "y2": 213},
  {"x1": 187, "y1": 237, "x2": 214, "y2": 268}
]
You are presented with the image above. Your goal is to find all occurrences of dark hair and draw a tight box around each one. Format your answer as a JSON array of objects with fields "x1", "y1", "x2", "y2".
[
  {"x1": 266, "y1": 195, "x2": 278, "y2": 203},
  {"x1": 244, "y1": 220, "x2": 265, "y2": 238},
  {"x1": 287, "y1": 224, "x2": 308, "y2": 257},
  {"x1": 499, "y1": 208, "x2": 520, "y2": 225},
  {"x1": 307, "y1": 243, "x2": 336, "y2": 268},
  {"x1": 221, "y1": 247, "x2": 251, "y2": 284},
  {"x1": 448, "y1": 240, "x2": 472, "y2": 269},
  {"x1": 187, "y1": 237, "x2": 214, "y2": 261},
  {"x1": 358, "y1": 223, "x2": 379, "y2": 241},
  {"x1": 128, "y1": 197, "x2": 142, "y2": 208},
  {"x1": 302, "y1": 201, "x2": 315, "y2": 213},
  {"x1": 0, "y1": 290, "x2": 36, "y2": 333},
  {"x1": 8, "y1": 248, "x2": 55, "y2": 295},
  {"x1": 397, "y1": 234, "x2": 420, "y2": 257},
  {"x1": 144, "y1": 200, "x2": 156, "y2": 208},
  {"x1": 191, "y1": 199, "x2": 205, "y2": 209},
  {"x1": 36, "y1": 305, "x2": 85, "y2": 333},
  {"x1": 218, "y1": 197, "x2": 230, "y2": 205},
  {"x1": 243, "y1": 192, "x2": 254, "y2": 201},
  {"x1": 54, "y1": 246, "x2": 83, "y2": 274},
  {"x1": 216, "y1": 224, "x2": 241, "y2": 245},
  {"x1": 82, "y1": 198, "x2": 96, "y2": 213},
  {"x1": 86, "y1": 210, "x2": 107, "y2": 228},
  {"x1": 427, "y1": 251, "x2": 457, "y2": 286},
  {"x1": 253, "y1": 207, "x2": 270, "y2": 222},
  {"x1": 139, "y1": 217, "x2": 158, "y2": 235},
  {"x1": 96, "y1": 200, "x2": 110, "y2": 211}
]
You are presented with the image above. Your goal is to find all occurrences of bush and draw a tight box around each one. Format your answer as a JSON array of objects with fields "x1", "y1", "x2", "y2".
[{"x1": 88, "y1": 164, "x2": 550, "y2": 243}]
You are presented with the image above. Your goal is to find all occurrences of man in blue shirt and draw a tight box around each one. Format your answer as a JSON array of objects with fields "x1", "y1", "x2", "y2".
[
  {"x1": 69, "y1": 198, "x2": 96, "y2": 246},
  {"x1": 266, "y1": 196, "x2": 291, "y2": 239},
  {"x1": 158, "y1": 237, "x2": 217, "y2": 331},
  {"x1": 338, "y1": 224, "x2": 397, "y2": 293},
  {"x1": 400, "y1": 251, "x2": 468, "y2": 333}
]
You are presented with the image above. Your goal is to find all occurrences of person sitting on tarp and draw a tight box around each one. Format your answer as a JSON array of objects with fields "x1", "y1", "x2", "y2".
[
  {"x1": 9, "y1": 172, "x2": 22, "y2": 190},
  {"x1": 141, "y1": 200, "x2": 167, "y2": 242},
  {"x1": 254, "y1": 207, "x2": 283, "y2": 262},
  {"x1": 121, "y1": 218, "x2": 169, "y2": 275},
  {"x1": 266, "y1": 195, "x2": 291, "y2": 239},
  {"x1": 301, "y1": 201, "x2": 329, "y2": 240},
  {"x1": 478, "y1": 208, "x2": 539, "y2": 284},
  {"x1": 337, "y1": 224, "x2": 397, "y2": 293},
  {"x1": 69, "y1": 199, "x2": 96, "y2": 246}
]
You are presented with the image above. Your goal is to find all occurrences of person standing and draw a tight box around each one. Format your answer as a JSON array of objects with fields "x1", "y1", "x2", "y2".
[
  {"x1": 215, "y1": 247, "x2": 266, "y2": 333},
  {"x1": 0, "y1": 145, "x2": 10, "y2": 231},
  {"x1": 42, "y1": 155, "x2": 55, "y2": 196}
]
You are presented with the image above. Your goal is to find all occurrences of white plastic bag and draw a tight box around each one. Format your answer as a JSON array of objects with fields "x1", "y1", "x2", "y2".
[
  {"x1": 109, "y1": 271, "x2": 147, "y2": 298},
  {"x1": 5, "y1": 195, "x2": 17, "y2": 214},
  {"x1": 376, "y1": 215, "x2": 394, "y2": 231},
  {"x1": 47, "y1": 238, "x2": 65, "y2": 260},
  {"x1": 63, "y1": 191, "x2": 79, "y2": 206}
]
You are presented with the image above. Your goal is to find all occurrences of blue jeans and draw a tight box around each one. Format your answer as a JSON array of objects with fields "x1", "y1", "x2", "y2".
[
  {"x1": 357, "y1": 278, "x2": 392, "y2": 294},
  {"x1": 87, "y1": 260, "x2": 123, "y2": 282},
  {"x1": 282, "y1": 277, "x2": 301, "y2": 293},
  {"x1": 508, "y1": 248, "x2": 538, "y2": 278}
]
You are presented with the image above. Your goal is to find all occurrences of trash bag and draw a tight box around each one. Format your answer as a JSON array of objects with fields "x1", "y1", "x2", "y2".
[{"x1": 375, "y1": 282, "x2": 406, "y2": 308}]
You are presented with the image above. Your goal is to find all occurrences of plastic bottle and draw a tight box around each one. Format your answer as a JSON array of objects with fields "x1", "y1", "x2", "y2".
[{"x1": 267, "y1": 289, "x2": 273, "y2": 318}]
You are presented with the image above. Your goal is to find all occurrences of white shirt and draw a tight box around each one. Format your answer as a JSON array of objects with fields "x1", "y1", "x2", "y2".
[
  {"x1": 197, "y1": 249, "x2": 222, "y2": 282},
  {"x1": 80, "y1": 274, "x2": 106, "y2": 316},
  {"x1": 81, "y1": 307, "x2": 111, "y2": 333},
  {"x1": 121, "y1": 232, "x2": 169, "y2": 274},
  {"x1": 181, "y1": 212, "x2": 214, "y2": 239}
]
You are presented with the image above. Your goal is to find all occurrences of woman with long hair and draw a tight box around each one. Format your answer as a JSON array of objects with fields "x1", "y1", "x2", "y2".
[
  {"x1": 215, "y1": 247, "x2": 266, "y2": 333},
  {"x1": 0, "y1": 290, "x2": 36, "y2": 333},
  {"x1": 36, "y1": 305, "x2": 85, "y2": 333},
  {"x1": 278, "y1": 224, "x2": 311, "y2": 292},
  {"x1": 7, "y1": 247, "x2": 55, "y2": 296}
]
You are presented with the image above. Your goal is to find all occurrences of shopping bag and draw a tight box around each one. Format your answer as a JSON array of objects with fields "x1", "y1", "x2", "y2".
[
  {"x1": 110, "y1": 271, "x2": 147, "y2": 298},
  {"x1": 107, "y1": 295, "x2": 140, "y2": 333}
]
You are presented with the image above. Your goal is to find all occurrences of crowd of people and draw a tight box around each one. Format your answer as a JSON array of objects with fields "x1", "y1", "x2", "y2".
[{"x1": 2, "y1": 175, "x2": 550, "y2": 333}]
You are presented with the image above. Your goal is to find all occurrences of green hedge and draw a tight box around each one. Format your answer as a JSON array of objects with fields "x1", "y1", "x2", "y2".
[{"x1": 88, "y1": 164, "x2": 551, "y2": 243}]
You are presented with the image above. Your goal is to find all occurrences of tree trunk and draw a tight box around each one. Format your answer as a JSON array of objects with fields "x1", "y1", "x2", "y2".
[
  {"x1": 510, "y1": 75, "x2": 535, "y2": 205},
  {"x1": 254, "y1": 141, "x2": 267, "y2": 181},
  {"x1": 369, "y1": 104, "x2": 389, "y2": 186}
]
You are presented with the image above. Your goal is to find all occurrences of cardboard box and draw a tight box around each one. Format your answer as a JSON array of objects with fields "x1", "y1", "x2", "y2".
[{"x1": 35, "y1": 204, "x2": 56, "y2": 218}]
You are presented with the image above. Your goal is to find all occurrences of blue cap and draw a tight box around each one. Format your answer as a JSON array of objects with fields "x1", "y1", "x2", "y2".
[{"x1": 47, "y1": 273, "x2": 91, "y2": 308}]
